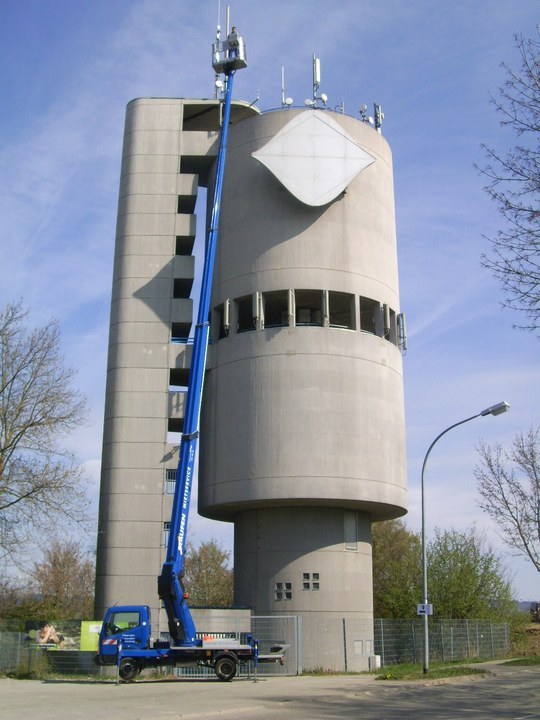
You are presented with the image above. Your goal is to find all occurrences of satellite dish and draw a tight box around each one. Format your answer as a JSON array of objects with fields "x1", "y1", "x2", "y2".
[
  {"x1": 285, "y1": 97, "x2": 293, "y2": 106},
  {"x1": 321, "y1": 93, "x2": 328, "y2": 104},
  {"x1": 304, "y1": 99, "x2": 314, "y2": 106},
  {"x1": 215, "y1": 79, "x2": 223, "y2": 89}
]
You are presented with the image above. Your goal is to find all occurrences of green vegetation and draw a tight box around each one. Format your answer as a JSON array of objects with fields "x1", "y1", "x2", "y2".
[
  {"x1": 503, "y1": 656, "x2": 540, "y2": 666},
  {"x1": 372, "y1": 520, "x2": 514, "y2": 620},
  {"x1": 375, "y1": 662, "x2": 489, "y2": 681}
]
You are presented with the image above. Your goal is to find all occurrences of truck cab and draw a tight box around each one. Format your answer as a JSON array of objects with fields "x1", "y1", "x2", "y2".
[{"x1": 98, "y1": 606, "x2": 152, "y2": 665}]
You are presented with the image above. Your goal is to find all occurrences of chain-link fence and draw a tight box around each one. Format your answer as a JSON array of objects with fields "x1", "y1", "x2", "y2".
[
  {"x1": 0, "y1": 617, "x2": 510, "y2": 678},
  {"x1": 374, "y1": 618, "x2": 510, "y2": 666}
]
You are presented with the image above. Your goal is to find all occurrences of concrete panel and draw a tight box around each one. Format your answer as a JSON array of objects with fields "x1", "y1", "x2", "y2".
[
  {"x1": 172, "y1": 255, "x2": 195, "y2": 278},
  {"x1": 101, "y1": 442, "x2": 168, "y2": 470},
  {"x1": 175, "y1": 214, "x2": 197, "y2": 237},
  {"x1": 119, "y1": 212, "x2": 177, "y2": 237},
  {"x1": 123, "y1": 129, "x2": 181, "y2": 157},
  {"x1": 112, "y1": 254, "x2": 176, "y2": 281},
  {"x1": 99, "y1": 467, "x2": 164, "y2": 495},
  {"x1": 125, "y1": 98, "x2": 183, "y2": 132},
  {"x1": 181, "y1": 130, "x2": 219, "y2": 157},
  {"x1": 105, "y1": 367, "x2": 168, "y2": 393},
  {"x1": 176, "y1": 173, "x2": 199, "y2": 196},
  {"x1": 120, "y1": 153, "x2": 180, "y2": 176},
  {"x1": 107, "y1": 342, "x2": 170, "y2": 370},
  {"x1": 115, "y1": 235, "x2": 176, "y2": 258},
  {"x1": 117, "y1": 192, "x2": 177, "y2": 217},
  {"x1": 103, "y1": 417, "x2": 166, "y2": 444},
  {"x1": 119, "y1": 172, "x2": 180, "y2": 198},
  {"x1": 108, "y1": 321, "x2": 170, "y2": 346},
  {"x1": 104, "y1": 389, "x2": 166, "y2": 418},
  {"x1": 169, "y1": 343, "x2": 193, "y2": 370},
  {"x1": 99, "y1": 493, "x2": 164, "y2": 523}
]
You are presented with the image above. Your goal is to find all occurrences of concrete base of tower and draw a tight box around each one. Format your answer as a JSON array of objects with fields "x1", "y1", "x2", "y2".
[{"x1": 234, "y1": 506, "x2": 376, "y2": 671}]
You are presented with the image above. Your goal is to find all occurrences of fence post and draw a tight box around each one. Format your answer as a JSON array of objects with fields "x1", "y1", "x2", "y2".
[
  {"x1": 379, "y1": 619, "x2": 385, "y2": 667},
  {"x1": 489, "y1": 621, "x2": 494, "y2": 658},
  {"x1": 466, "y1": 619, "x2": 470, "y2": 659},
  {"x1": 440, "y1": 621, "x2": 445, "y2": 663},
  {"x1": 411, "y1": 622, "x2": 417, "y2": 664},
  {"x1": 342, "y1": 619, "x2": 348, "y2": 672}
]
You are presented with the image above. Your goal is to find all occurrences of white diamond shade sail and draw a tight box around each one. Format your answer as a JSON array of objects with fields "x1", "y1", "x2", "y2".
[{"x1": 252, "y1": 110, "x2": 376, "y2": 207}]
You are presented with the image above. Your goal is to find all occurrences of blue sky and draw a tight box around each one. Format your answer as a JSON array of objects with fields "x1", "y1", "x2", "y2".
[{"x1": 1, "y1": 1, "x2": 538, "y2": 600}]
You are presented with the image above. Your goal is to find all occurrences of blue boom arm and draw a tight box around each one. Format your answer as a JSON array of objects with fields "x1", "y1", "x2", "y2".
[{"x1": 157, "y1": 71, "x2": 236, "y2": 646}]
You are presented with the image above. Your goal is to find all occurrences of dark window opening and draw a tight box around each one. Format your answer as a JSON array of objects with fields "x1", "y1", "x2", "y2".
[
  {"x1": 263, "y1": 290, "x2": 289, "y2": 328},
  {"x1": 329, "y1": 291, "x2": 355, "y2": 329},
  {"x1": 173, "y1": 278, "x2": 193, "y2": 299},
  {"x1": 359, "y1": 296, "x2": 380, "y2": 335},
  {"x1": 169, "y1": 368, "x2": 190, "y2": 388},
  {"x1": 176, "y1": 236, "x2": 195, "y2": 256},
  {"x1": 236, "y1": 295, "x2": 255, "y2": 333},
  {"x1": 167, "y1": 418, "x2": 184, "y2": 434},
  {"x1": 171, "y1": 322, "x2": 191, "y2": 342},
  {"x1": 177, "y1": 195, "x2": 196, "y2": 214},
  {"x1": 295, "y1": 289, "x2": 323, "y2": 326}
]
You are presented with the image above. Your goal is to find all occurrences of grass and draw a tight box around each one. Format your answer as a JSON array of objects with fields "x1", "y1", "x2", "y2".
[
  {"x1": 502, "y1": 656, "x2": 540, "y2": 667},
  {"x1": 375, "y1": 662, "x2": 489, "y2": 681}
]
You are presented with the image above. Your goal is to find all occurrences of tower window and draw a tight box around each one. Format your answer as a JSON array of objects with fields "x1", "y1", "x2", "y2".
[
  {"x1": 329, "y1": 291, "x2": 355, "y2": 329},
  {"x1": 274, "y1": 581, "x2": 292, "y2": 600},
  {"x1": 165, "y1": 469, "x2": 177, "y2": 495},
  {"x1": 176, "y1": 235, "x2": 195, "y2": 256},
  {"x1": 163, "y1": 522, "x2": 171, "y2": 547},
  {"x1": 173, "y1": 278, "x2": 193, "y2": 299},
  {"x1": 295, "y1": 290, "x2": 323, "y2": 326},
  {"x1": 177, "y1": 195, "x2": 196, "y2": 214},
  {"x1": 344, "y1": 511, "x2": 358, "y2": 551},
  {"x1": 171, "y1": 322, "x2": 191, "y2": 342},
  {"x1": 263, "y1": 290, "x2": 289, "y2": 328},
  {"x1": 302, "y1": 572, "x2": 320, "y2": 590},
  {"x1": 359, "y1": 296, "x2": 380, "y2": 335},
  {"x1": 235, "y1": 295, "x2": 255, "y2": 333}
]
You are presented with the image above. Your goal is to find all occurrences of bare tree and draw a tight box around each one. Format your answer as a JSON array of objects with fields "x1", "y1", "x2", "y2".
[
  {"x1": 478, "y1": 31, "x2": 540, "y2": 333},
  {"x1": 33, "y1": 539, "x2": 95, "y2": 620},
  {"x1": 0, "y1": 301, "x2": 89, "y2": 565},
  {"x1": 474, "y1": 428, "x2": 540, "y2": 573}
]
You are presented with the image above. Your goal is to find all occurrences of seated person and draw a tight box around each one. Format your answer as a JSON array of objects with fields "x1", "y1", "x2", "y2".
[{"x1": 35, "y1": 622, "x2": 65, "y2": 649}]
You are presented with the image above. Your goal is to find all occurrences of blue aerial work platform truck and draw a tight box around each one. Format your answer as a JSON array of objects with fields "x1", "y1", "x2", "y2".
[{"x1": 96, "y1": 30, "x2": 283, "y2": 682}]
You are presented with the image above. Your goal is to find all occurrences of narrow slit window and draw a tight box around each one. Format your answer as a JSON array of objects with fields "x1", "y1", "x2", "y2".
[
  {"x1": 165, "y1": 468, "x2": 177, "y2": 495},
  {"x1": 344, "y1": 511, "x2": 358, "y2": 551}
]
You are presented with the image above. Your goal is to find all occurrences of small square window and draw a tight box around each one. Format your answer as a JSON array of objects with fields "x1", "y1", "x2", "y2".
[
  {"x1": 312, "y1": 582, "x2": 320, "y2": 591},
  {"x1": 312, "y1": 573, "x2": 320, "y2": 581},
  {"x1": 303, "y1": 582, "x2": 310, "y2": 591},
  {"x1": 285, "y1": 591, "x2": 292, "y2": 600},
  {"x1": 303, "y1": 573, "x2": 310, "y2": 581}
]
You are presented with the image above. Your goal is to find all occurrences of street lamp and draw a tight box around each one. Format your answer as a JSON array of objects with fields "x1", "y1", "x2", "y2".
[{"x1": 420, "y1": 401, "x2": 509, "y2": 674}]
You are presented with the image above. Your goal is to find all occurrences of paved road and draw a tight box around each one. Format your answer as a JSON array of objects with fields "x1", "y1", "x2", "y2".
[{"x1": 1, "y1": 663, "x2": 539, "y2": 720}]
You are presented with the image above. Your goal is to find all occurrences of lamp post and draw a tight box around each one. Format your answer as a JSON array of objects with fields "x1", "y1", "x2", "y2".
[{"x1": 420, "y1": 401, "x2": 509, "y2": 674}]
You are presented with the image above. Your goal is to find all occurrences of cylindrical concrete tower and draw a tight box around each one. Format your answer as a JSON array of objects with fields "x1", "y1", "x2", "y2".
[{"x1": 199, "y1": 108, "x2": 407, "y2": 668}]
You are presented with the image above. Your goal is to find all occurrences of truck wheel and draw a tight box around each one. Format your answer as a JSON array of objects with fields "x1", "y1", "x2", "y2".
[
  {"x1": 119, "y1": 658, "x2": 140, "y2": 681},
  {"x1": 214, "y1": 655, "x2": 237, "y2": 681}
]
